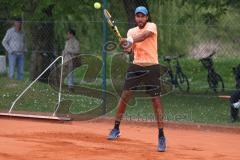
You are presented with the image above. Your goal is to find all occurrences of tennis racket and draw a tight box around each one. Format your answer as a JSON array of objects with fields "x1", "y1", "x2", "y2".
[{"x1": 104, "y1": 9, "x2": 122, "y2": 41}]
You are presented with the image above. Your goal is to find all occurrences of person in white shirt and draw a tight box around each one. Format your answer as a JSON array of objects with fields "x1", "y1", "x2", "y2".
[{"x1": 2, "y1": 17, "x2": 27, "y2": 80}]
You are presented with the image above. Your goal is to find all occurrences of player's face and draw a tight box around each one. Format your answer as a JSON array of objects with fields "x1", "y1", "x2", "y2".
[{"x1": 135, "y1": 13, "x2": 148, "y2": 28}]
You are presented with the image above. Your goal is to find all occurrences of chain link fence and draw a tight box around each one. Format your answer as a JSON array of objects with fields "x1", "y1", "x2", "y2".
[{"x1": 0, "y1": 0, "x2": 240, "y2": 124}]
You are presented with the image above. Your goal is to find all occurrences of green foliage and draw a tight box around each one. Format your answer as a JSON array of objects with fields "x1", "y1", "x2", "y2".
[
  {"x1": 147, "y1": 0, "x2": 240, "y2": 57},
  {"x1": 1, "y1": 73, "x2": 239, "y2": 125},
  {"x1": 1, "y1": 0, "x2": 240, "y2": 84},
  {"x1": 121, "y1": 93, "x2": 237, "y2": 125},
  {"x1": 1, "y1": 0, "x2": 240, "y2": 125}
]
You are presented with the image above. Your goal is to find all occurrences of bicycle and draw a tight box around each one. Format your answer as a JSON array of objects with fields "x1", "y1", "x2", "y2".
[
  {"x1": 163, "y1": 55, "x2": 190, "y2": 92},
  {"x1": 200, "y1": 52, "x2": 224, "y2": 92}
]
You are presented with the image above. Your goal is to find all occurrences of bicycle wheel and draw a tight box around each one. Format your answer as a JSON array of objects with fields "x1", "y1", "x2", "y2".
[
  {"x1": 207, "y1": 73, "x2": 224, "y2": 92},
  {"x1": 175, "y1": 72, "x2": 190, "y2": 92}
]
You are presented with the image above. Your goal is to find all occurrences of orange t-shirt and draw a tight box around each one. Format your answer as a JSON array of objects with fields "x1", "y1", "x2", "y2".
[{"x1": 127, "y1": 22, "x2": 158, "y2": 65}]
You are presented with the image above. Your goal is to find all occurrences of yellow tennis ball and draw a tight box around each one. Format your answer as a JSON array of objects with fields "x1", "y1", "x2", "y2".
[{"x1": 94, "y1": 2, "x2": 101, "y2": 9}]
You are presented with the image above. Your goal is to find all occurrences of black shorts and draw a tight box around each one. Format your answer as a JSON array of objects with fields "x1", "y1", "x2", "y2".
[{"x1": 123, "y1": 64, "x2": 160, "y2": 97}]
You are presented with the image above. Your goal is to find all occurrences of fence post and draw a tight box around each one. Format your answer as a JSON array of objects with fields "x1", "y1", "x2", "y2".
[
  {"x1": 102, "y1": 0, "x2": 108, "y2": 114},
  {"x1": 0, "y1": 55, "x2": 6, "y2": 74}
]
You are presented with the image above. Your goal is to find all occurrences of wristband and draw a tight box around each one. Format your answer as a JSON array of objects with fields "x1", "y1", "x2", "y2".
[{"x1": 126, "y1": 36, "x2": 134, "y2": 44}]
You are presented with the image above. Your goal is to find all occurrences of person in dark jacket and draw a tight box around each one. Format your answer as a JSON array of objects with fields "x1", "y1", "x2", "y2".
[{"x1": 230, "y1": 90, "x2": 240, "y2": 122}]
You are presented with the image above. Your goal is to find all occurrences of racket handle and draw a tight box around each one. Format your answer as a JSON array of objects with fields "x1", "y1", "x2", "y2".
[{"x1": 112, "y1": 26, "x2": 122, "y2": 39}]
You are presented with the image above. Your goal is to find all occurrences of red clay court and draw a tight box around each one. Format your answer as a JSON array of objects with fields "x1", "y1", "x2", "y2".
[{"x1": 0, "y1": 118, "x2": 239, "y2": 160}]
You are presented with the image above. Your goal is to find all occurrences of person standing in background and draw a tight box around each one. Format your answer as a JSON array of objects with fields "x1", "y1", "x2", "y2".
[
  {"x1": 2, "y1": 17, "x2": 27, "y2": 80},
  {"x1": 62, "y1": 29, "x2": 80, "y2": 87},
  {"x1": 230, "y1": 90, "x2": 240, "y2": 122}
]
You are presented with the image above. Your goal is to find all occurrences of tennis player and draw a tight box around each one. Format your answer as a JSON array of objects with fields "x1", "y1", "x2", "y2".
[{"x1": 107, "y1": 6, "x2": 166, "y2": 152}]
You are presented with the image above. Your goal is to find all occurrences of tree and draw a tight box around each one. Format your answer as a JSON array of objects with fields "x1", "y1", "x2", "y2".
[
  {"x1": 181, "y1": 0, "x2": 228, "y2": 25},
  {"x1": 29, "y1": 4, "x2": 55, "y2": 82}
]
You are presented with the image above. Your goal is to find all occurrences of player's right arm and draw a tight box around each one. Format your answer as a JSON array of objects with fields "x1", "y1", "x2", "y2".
[
  {"x1": 2, "y1": 29, "x2": 13, "y2": 54},
  {"x1": 120, "y1": 29, "x2": 133, "y2": 53}
]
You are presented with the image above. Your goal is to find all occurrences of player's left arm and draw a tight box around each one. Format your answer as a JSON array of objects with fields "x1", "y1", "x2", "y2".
[
  {"x1": 121, "y1": 23, "x2": 157, "y2": 47},
  {"x1": 132, "y1": 30, "x2": 153, "y2": 43},
  {"x1": 120, "y1": 30, "x2": 153, "y2": 45}
]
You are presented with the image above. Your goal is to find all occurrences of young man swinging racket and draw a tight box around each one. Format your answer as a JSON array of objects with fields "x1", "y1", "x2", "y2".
[{"x1": 106, "y1": 6, "x2": 166, "y2": 152}]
